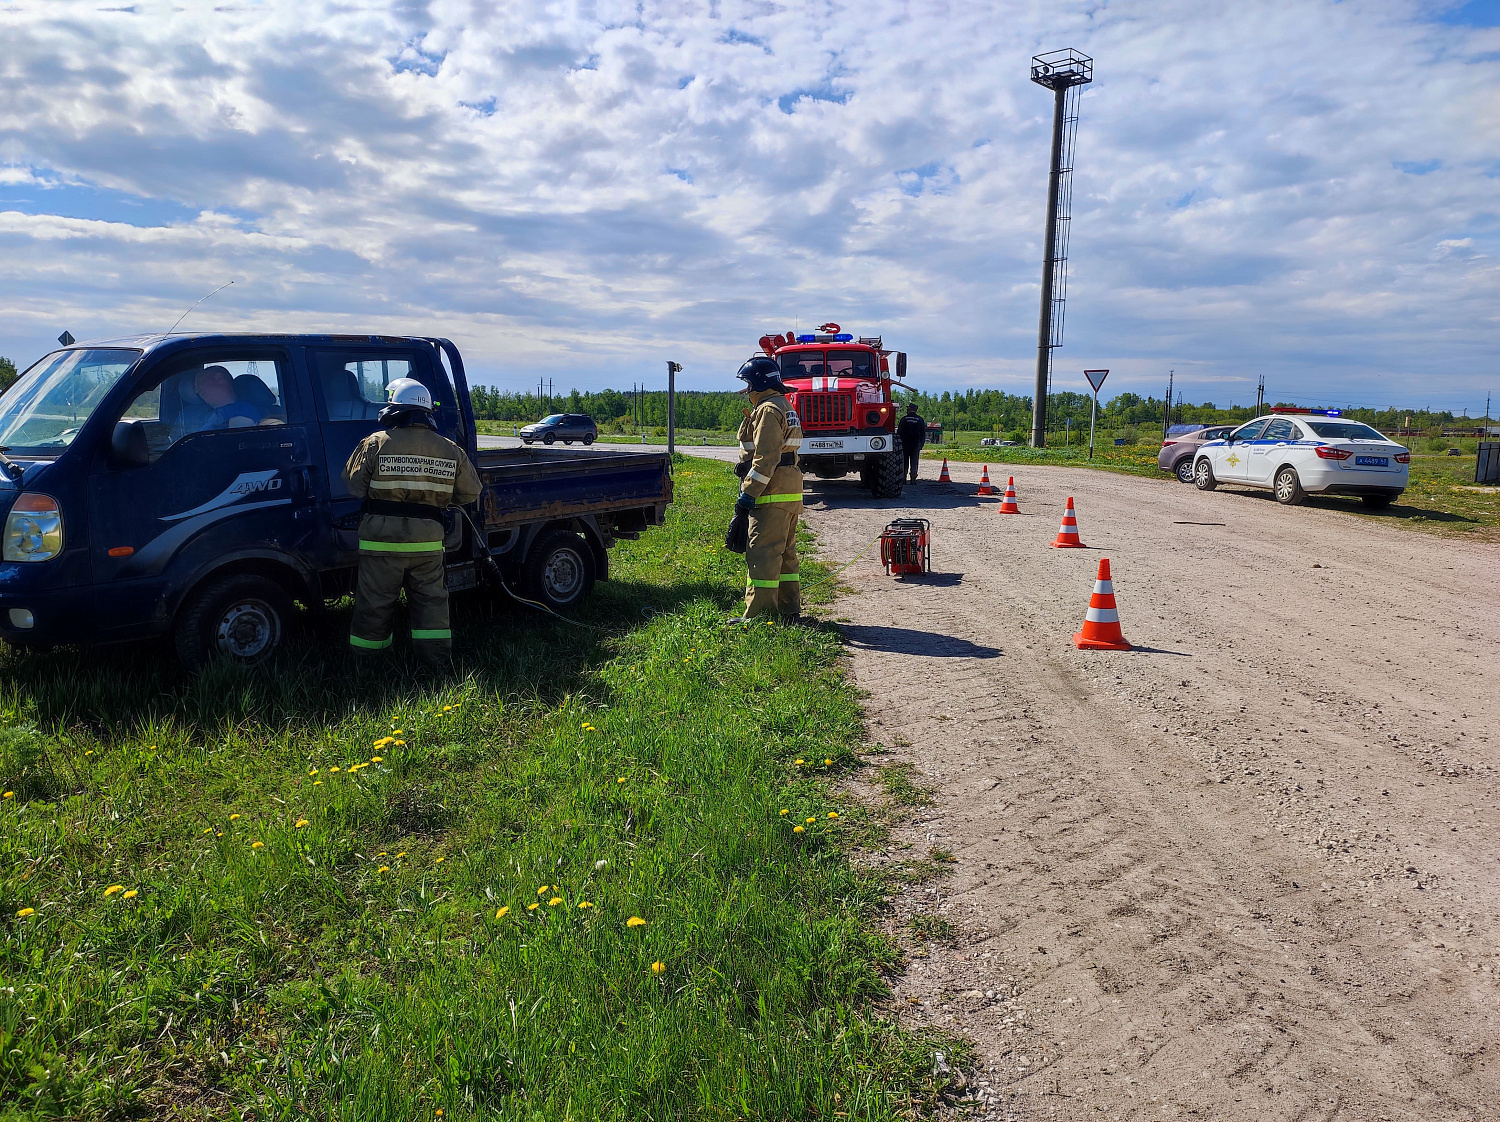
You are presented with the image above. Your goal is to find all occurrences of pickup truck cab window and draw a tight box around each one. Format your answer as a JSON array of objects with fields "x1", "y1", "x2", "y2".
[
  {"x1": 118, "y1": 354, "x2": 290, "y2": 463},
  {"x1": 0, "y1": 348, "x2": 140, "y2": 456}
]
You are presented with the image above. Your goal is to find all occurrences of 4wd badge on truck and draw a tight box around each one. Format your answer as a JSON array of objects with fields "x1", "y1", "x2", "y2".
[{"x1": 162, "y1": 470, "x2": 283, "y2": 521}]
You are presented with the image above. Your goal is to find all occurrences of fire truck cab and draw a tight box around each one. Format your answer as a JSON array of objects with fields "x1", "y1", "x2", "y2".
[{"x1": 756, "y1": 324, "x2": 908, "y2": 499}]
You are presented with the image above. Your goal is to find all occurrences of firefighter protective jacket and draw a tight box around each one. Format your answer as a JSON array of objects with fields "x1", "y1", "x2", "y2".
[
  {"x1": 343, "y1": 423, "x2": 482, "y2": 551},
  {"x1": 736, "y1": 389, "x2": 804, "y2": 505}
]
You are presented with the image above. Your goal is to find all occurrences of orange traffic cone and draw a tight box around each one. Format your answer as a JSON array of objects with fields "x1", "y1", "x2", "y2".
[
  {"x1": 1073, "y1": 558, "x2": 1131, "y2": 651},
  {"x1": 1051, "y1": 496, "x2": 1085, "y2": 548},
  {"x1": 997, "y1": 476, "x2": 1020, "y2": 514},
  {"x1": 938, "y1": 459, "x2": 952, "y2": 483},
  {"x1": 977, "y1": 465, "x2": 994, "y2": 496}
]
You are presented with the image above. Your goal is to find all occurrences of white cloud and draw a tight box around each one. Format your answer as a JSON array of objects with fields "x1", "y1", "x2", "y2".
[{"x1": 0, "y1": 0, "x2": 1496, "y2": 411}]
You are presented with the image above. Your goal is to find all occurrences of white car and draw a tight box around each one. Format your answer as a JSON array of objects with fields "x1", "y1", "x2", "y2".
[{"x1": 1192, "y1": 410, "x2": 1409, "y2": 507}]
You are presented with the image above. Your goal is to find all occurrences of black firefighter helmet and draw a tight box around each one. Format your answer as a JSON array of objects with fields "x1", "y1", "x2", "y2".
[{"x1": 736, "y1": 355, "x2": 787, "y2": 394}]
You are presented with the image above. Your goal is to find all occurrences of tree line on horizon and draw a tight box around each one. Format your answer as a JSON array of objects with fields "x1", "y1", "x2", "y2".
[{"x1": 468, "y1": 383, "x2": 1484, "y2": 437}]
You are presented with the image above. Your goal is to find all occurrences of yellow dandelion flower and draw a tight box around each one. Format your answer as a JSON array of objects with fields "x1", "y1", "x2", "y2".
[
  {"x1": 3, "y1": 791, "x2": 14, "y2": 799},
  {"x1": 216, "y1": 832, "x2": 223, "y2": 837},
  {"x1": 85, "y1": 750, "x2": 94, "y2": 756},
  {"x1": 434, "y1": 856, "x2": 444, "y2": 864},
  {"x1": 793, "y1": 825, "x2": 805, "y2": 834},
  {"x1": 537, "y1": 886, "x2": 549, "y2": 895},
  {"x1": 393, "y1": 740, "x2": 405, "y2": 747},
  {"x1": 229, "y1": 813, "x2": 241, "y2": 820},
  {"x1": 371, "y1": 756, "x2": 383, "y2": 763},
  {"x1": 651, "y1": 961, "x2": 665, "y2": 974},
  {"x1": 309, "y1": 769, "x2": 318, "y2": 776},
  {"x1": 294, "y1": 819, "x2": 309, "y2": 829},
  {"x1": 250, "y1": 841, "x2": 264, "y2": 849},
  {"x1": 313, "y1": 781, "x2": 322, "y2": 786},
  {"x1": 779, "y1": 809, "x2": 788, "y2": 816},
  {"x1": 374, "y1": 737, "x2": 394, "y2": 748},
  {"x1": 377, "y1": 851, "x2": 388, "y2": 857},
  {"x1": 824, "y1": 758, "x2": 833, "y2": 766},
  {"x1": 527, "y1": 903, "x2": 539, "y2": 911},
  {"x1": 827, "y1": 812, "x2": 838, "y2": 819},
  {"x1": 329, "y1": 767, "x2": 341, "y2": 773},
  {"x1": 578, "y1": 901, "x2": 594, "y2": 909},
  {"x1": 794, "y1": 759, "x2": 805, "y2": 766},
  {"x1": 626, "y1": 916, "x2": 646, "y2": 927},
  {"x1": 123, "y1": 890, "x2": 138, "y2": 899},
  {"x1": 202, "y1": 827, "x2": 213, "y2": 834},
  {"x1": 17, "y1": 907, "x2": 35, "y2": 918},
  {"x1": 103, "y1": 885, "x2": 124, "y2": 897},
  {"x1": 617, "y1": 776, "x2": 626, "y2": 784},
  {"x1": 806, "y1": 817, "x2": 816, "y2": 824},
  {"x1": 396, "y1": 851, "x2": 407, "y2": 858},
  {"x1": 547, "y1": 896, "x2": 562, "y2": 906},
  {"x1": 495, "y1": 906, "x2": 510, "y2": 919},
  {"x1": 377, "y1": 866, "x2": 390, "y2": 873}
]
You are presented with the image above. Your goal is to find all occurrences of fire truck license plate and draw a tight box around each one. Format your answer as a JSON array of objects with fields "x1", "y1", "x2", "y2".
[{"x1": 808, "y1": 439, "x2": 845, "y2": 449}]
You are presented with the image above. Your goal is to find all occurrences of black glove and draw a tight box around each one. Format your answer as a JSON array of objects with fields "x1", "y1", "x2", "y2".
[
  {"x1": 733, "y1": 461, "x2": 750, "y2": 479},
  {"x1": 725, "y1": 509, "x2": 749, "y2": 553},
  {"x1": 734, "y1": 491, "x2": 757, "y2": 516}
]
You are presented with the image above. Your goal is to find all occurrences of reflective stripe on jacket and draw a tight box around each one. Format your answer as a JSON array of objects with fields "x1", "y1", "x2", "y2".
[{"x1": 344, "y1": 423, "x2": 483, "y2": 547}]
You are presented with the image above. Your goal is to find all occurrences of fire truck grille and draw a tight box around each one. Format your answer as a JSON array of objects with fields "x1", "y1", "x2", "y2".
[{"x1": 797, "y1": 393, "x2": 852, "y2": 429}]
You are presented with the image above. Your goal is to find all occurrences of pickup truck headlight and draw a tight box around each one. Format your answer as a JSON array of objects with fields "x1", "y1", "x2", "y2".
[{"x1": 4, "y1": 494, "x2": 64, "y2": 562}]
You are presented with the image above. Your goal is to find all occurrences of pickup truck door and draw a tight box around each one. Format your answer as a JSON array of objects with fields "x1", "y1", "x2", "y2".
[
  {"x1": 307, "y1": 345, "x2": 462, "y2": 544},
  {"x1": 86, "y1": 347, "x2": 322, "y2": 624}
]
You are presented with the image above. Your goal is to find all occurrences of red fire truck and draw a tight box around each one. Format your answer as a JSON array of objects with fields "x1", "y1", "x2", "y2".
[{"x1": 755, "y1": 323, "x2": 909, "y2": 498}]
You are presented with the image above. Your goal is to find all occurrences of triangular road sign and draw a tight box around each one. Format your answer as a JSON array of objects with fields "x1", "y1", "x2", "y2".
[{"x1": 1084, "y1": 368, "x2": 1109, "y2": 392}]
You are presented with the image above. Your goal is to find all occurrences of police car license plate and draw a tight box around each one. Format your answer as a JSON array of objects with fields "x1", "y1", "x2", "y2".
[{"x1": 1355, "y1": 455, "x2": 1388, "y2": 467}]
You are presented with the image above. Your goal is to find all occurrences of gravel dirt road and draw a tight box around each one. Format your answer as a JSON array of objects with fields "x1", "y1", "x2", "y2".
[{"x1": 800, "y1": 460, "x2": 1499, "y2": 1121}]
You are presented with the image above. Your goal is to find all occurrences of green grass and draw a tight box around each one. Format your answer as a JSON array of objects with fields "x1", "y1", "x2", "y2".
[{"x1": 0, "y1": 461, "x2": 951, "y2": 1120}]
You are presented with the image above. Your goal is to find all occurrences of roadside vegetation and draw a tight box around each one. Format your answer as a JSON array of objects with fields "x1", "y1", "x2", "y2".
[{"x1": 0, "y1": 461, "x2": 951, "y2": 1120}]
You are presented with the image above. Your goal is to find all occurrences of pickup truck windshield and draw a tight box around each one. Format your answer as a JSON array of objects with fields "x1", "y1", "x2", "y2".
[{"x1": 0, "y1": 348, "x2": 141, "y2": 455}]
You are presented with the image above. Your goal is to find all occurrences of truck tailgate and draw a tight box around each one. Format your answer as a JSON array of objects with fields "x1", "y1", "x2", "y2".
[{"x1": 474, "y1": 447, "x2": 673, "y2": 528}]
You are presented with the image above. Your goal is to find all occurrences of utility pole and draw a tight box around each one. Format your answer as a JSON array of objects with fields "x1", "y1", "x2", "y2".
[
  {"x1": 1161, "y1": 369, "x2": 1173, "y2": 444},
  {"x1": 666, "y1": 361, "x2": 681, "y2": 455},
  {"x1": 1029, "y1": 49, "x2": 1093, "y2": 448},
  {"x1": 1255, "y1": 375, "x2": 1265, "y2": 417}
]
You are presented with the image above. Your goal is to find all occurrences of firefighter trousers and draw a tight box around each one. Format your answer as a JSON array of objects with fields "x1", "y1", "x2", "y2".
[
  {"x1": 349, "y1": 549, "x2": 452, "y2": 663},
  {"x1": 744, "y1": 501, "x2": 801, "y2": 618}
]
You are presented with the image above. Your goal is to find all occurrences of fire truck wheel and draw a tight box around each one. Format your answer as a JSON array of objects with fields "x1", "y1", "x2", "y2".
[{"x1": 871, "y1": 450, "x2": 905, "y2": 499}]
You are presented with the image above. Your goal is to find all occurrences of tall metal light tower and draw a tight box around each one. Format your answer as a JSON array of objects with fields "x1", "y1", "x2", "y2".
[{"x1": 1029, "y1": 48, "x2": 1093, "y2": 447}]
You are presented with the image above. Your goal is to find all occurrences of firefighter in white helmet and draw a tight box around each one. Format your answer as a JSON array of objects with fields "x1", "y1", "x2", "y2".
[
  {"x1": 731, "y1": 356, "x2": 804, "y2": 620},
  {"x1": 343, "y1": 377, "x2": 481, "y2": 665}
]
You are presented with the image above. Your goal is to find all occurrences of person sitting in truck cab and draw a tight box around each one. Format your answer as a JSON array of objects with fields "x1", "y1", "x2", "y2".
[{"x1": 194, "y1": 366, "x2": 265, "y2": 430}]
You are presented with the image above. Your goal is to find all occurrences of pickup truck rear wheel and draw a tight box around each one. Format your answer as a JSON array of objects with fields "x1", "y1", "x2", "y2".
[
  {"x1": 175, "y1": 574, "x2": 294, "y2": 672},
  {"x1": 523, "y1": 529, "x2": 596, "y2": 609},
  {"x1": 870, "y1": 449, "x2": 905, "y2": 499}
]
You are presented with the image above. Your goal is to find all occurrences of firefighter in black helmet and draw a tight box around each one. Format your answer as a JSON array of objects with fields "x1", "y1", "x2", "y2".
[{"x1": 730, "y1": 356, "x2": 804, "y2": 620}]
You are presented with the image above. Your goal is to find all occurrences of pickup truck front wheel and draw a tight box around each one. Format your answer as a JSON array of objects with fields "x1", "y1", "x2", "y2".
[
  {"x1": 175, "y1": 574, "x2": 294, "y2": 671},
  {"x1": 523, "y1": 529, "x2": 596, "y2": 609}
]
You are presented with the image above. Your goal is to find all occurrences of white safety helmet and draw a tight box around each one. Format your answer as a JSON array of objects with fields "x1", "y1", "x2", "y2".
[{"x1": 386, "y1": 377, "x2": 434, "y2": 411}]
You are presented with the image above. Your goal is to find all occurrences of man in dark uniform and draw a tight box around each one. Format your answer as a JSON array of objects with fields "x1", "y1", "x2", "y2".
[
  {"x1": 343, "y1": 377, "x2": 481, "y2": 666},
  {"x1": 731, "y1": 356, "x2": 804, "y2": 620},
  {"x1": 897, "y1": 401, "x2": 927, "y2": 482}
]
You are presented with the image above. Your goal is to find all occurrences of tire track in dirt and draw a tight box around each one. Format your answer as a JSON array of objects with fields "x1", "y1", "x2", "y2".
[{"x1": 804, "y1": 462, "x2": 1499, "y2": 1121}]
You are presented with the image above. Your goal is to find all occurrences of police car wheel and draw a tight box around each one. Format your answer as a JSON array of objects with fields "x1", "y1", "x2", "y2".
[
  {"x1": 175, "y1": 574, "x2": 294, "y2": 672},
  {"x1": 1175, "y1": 457, "x2": 1196, "y2": 484},
  {"x1": 524, "y1": 529, "x2": 597, "y2": 609},
  {"x1": 1193, "y1": 458, "x2": 1217, "y2": 491},
  {"x1": 1274, "y1": 466, "x2": 1305, "y2": 505}
]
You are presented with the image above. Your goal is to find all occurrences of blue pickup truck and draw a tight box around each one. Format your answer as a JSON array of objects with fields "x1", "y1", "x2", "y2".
[{"x1": 0, "y1": 334, "x2": 672, "y2": 667}]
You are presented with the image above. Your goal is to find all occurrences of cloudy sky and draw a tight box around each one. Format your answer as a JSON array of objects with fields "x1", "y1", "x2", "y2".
[{"x1": 1, "y1": 0, "x2": 1497, "y2": 410}]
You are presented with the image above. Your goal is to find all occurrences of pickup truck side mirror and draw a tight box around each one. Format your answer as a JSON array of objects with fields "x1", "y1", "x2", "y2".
[{"x1": 110, "y1": 419, "x2": 150, "y2": 468}]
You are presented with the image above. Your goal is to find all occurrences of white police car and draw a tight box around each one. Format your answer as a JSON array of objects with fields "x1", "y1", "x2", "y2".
[{"x1": 1192, "y1": 409, "x2": 1409, "y2": 507}]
